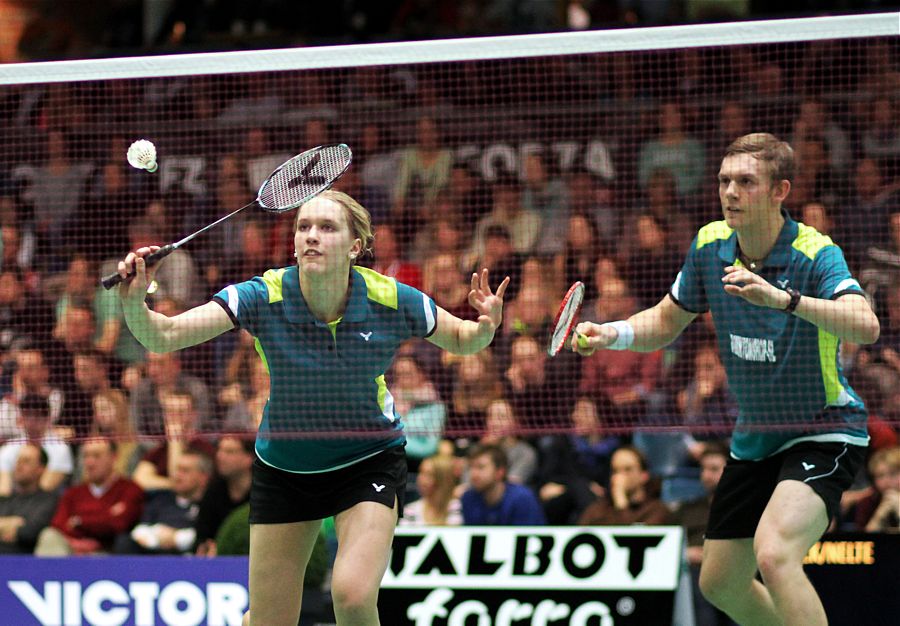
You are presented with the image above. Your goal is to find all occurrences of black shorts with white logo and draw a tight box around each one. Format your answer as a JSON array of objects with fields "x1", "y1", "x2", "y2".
[
  {"x1": 249, "y1": 445, "x2": 407, "y2": 524},
  {"x1": 705, "y1": 441, "x2": 865, "y2": 540}
]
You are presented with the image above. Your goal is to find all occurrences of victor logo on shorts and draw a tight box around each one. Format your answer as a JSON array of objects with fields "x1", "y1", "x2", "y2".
[
  {"x1": 372, "y1": 483, "x2": 386, "y2": 492},
  {"x1": 802, "y1": 462, "x2": 816, "y2": 471}
]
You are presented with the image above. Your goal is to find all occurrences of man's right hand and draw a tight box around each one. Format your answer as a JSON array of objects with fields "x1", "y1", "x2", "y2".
[{"x1": 571, "y1": 322, "x2": 619, "y2": 356}]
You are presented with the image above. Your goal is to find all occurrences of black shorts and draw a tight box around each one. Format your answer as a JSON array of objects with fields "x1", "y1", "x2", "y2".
[
  {"x1": 249, "y1": 445, "x2": 407, "y2": 524},
  {"x1": 705, "y1": 441, "x2": 866, "y2": 540}
]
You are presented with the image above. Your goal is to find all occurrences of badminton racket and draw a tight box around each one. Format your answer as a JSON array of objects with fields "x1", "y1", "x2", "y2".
[
  {"x1": 547, "y1": 281, "x2": 590, "y2": 356},
  {"x1": 101, "y1": 143, "x2": 352, "y2": 290}
]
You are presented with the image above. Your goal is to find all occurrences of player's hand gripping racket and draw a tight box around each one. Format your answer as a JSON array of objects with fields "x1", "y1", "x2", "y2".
[
  {"x1": 101, "y1": 143, "x2": 353, "y2": 290},
  {"x1": 547, "y1": 281, "x2": 590, "y2": 356}
]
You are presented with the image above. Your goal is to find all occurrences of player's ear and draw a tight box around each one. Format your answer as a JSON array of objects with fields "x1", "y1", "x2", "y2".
[
  {"x1": 349, "y1": 238, "x2": 362, "y2": 260},
  {"x1": 771, "y1": 179, "x2": 791, "y2": 204}
]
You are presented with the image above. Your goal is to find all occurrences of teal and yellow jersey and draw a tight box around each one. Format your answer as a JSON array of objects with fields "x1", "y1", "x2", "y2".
[
  {"x1": 669, "y1": 210, "x2": 869, "y2": 460},
  {"x1": 213, "y1": 265, "x2": 437, "y2": 472}
]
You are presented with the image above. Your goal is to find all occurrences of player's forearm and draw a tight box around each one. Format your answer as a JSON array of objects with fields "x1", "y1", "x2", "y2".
[
  {"x1": 786, "y1": 294, "x2": 880, "y2": 344},
  {"x1": 454, "y1": 320, "x2": 494, "y2": 355},
  {"x1": 628, "y1": 301, "x2": 691, "y2": 352},
  {"x1": 122, "y1": 300, "x2": 179, "y2": 352}
]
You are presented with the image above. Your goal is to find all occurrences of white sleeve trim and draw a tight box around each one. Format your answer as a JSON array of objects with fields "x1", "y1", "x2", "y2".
[
  {"x1": 833, "y1": 278, "x2": 861, "y2": 295},
  {"x1": 422, "y1": 293, "x2": 436, "y2": 334},
  {"x1": 225, "y1": 285, "x2": 240, "y2": 317}
]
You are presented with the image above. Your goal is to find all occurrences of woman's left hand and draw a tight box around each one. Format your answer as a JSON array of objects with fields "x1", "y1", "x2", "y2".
[
  {"x1": 721, "y1": 266, "x2": 789, "y2": 309},
  {"x1": 468, "y1": 268, "x2": 510, "y2": 336}
]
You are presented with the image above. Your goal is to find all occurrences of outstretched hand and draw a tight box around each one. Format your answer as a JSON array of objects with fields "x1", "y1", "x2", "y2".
[
  {"x1": 721, "y1": 266, "x2": 788, "y2": 309},
  {"x1": 468, "y1": 268, "x2": 510, "y2": 336}
]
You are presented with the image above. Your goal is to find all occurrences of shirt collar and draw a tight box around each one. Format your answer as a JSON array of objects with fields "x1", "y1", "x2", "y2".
[
  {"x1": 282, "y1": 265, "x2": 368, "y2": 324},
  {"x1": 717, "y1": 208, "x2": 797, "y2": 269}
]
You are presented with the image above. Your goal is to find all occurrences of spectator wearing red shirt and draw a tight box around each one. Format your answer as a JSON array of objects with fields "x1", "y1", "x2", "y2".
[{"x1": 34, "y1": 437, "x2": 143, "y2": 555}]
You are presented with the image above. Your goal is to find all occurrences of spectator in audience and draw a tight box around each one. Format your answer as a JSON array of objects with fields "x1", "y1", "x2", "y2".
[
  {"x1": 638, "y1": 101, "x2": 706, "y2": 198},
  {"x1": 392, "y1": 116, "x2": 452, "y2": 244},
  {"x1": 860, "y1": 210, "x2": 900, "y2": 316},
  {"x1": 34, "y1": 437, "x2": 143, "y2": 555},
  {"x1": 0, "y1": 348, "x2": 65, "y2": 441},
  {"x1": 522, "y1": 151, "x2": 570, "y2": 255},
  {"x1": 132, "y1": 390, "x2": 217, "y2": 491},
  {"x1": 131, "y1": 350, "x2": 211, "y2": 436},
  {"x1": 450, "y1": 351, "x2": 503, "y2": 433},
  {"x1": 579, "y1": 445, "x2": 671, "y2": 525},
  {"x1": 790, "y1": 98, "x2": 850, "y2": 176},
  {"x1": 861, "y1": 97, "x2": 900, "y2": 162},
  {"x1": 623, "y1": 213, "x2": 684, "y2": 309},
  {"x1": 128, "y1": 218, "x2": 203, "y2": 308},
  {"x1": 400, "y1": 453, "x2": 462, "y2": 526},
  {"x1": 461, "y1": 443, "x2": 546, "y2": 525},
  {"x1": 480, "y1": 398, "x2": 538, "y2": 485},
  {"x1": 0, "y1": 394, "x2": 72, "y2": 496},
  {"x1": 207, "y1": 218, "x2": 272, "y2": 290},
  {"x1": 853, "y1": 446, "x2": 900, "y2": 533},
  {"x1": 447, "y1": 162, "x2": 490, "y2": 224},
  {"x1": 90, "y1": 389, "x2": 140, "y2": 477},
  {"x1": 554, "y1": 212, "x2": 605, "y2": 303},
  {"x1": 118, "y1": 448, "x2": 213, "y2": 554},
  {"x1": 470, "y1": 174, "x2": 540, "y2": 257},
  {"x1": 788, "y1": 137, "x2": 839, "y2": 209},
  {"x1": 194, "y1": 434, "x2": 253, "y2": 556},
  {"x1": 537, "y1": 396, "x2": 620, "y2": 524},
  {"x1": 505, "y1": 334, "x2": 579, "y2": 430},
  {"x1": 358, "y1": 122, "x2": 399, "y2": 207},
  {"x1": 372, "y1": 223, "x2": 423, "y2": 290},
  {"x1": 677, "y1": 342, "x2": 737, "y2": 437},
  {"x1": 422, "y1": 252, "x2": 472, "y2": 321},
  {"x1": 637, "y1": 168, "x2": 695, "y2": 255},
  {"x1": 465, "y1": 224, "x2": 524, "y2": 302},
  {"x1": 220, "y1": 354, "x2": 270, "y2": 432},
  {"x1": 0, "y1": 443, "x2": 59, "y2": 553},
  {"x1": 579, "y1": 277, "x2": 663, "y2": 427},
  {"x1": 0, "y1": 267, "x2": 55, "y2": 356},
  {"x1": 494, "y1": 284, "x2": 552, "y2": 371},
  {"x1": 75, "y1": 159, "x2": 136, "y2": 261},
  {"x1": 800, "y1": 201, "x2": 833, "y2": 237},
  {"x1": 29, "y1": 130, "x2": 92, "y2": 272},
  {"x1": 152, "y1": 297, "x2": 216, "y2": 387},
  {"x1": 568, "y1": 171, "x2": 619, "y2": 251},
  {"x1": 671, "y1": 441, "x2": 731, "y2": 626},
  {"x1": 843, "y1": 158, "x2": 899, "y2": 267},
  {"x1": 390, "y1": 355, "x2": 446, "y2": 470}
]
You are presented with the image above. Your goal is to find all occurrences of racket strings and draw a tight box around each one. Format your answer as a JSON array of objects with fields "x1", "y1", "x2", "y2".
[
  {"x1": 549, "y1": 283, "x2": 585, "y2": 356},
  {"x1": 259, "y1": 144, "x2": 352, "y2": 211}
]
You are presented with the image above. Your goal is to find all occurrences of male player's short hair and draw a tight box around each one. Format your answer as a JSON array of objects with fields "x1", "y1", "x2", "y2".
[
  {"x1": 297, "y1": 190, "x2": 374, "y2": 260},
  {"x1": 725, "y1": 133, "x2": 795, "y2": 185},
  {"x1": 468, "y1": 442, "x2": 508, "y2": 471}
]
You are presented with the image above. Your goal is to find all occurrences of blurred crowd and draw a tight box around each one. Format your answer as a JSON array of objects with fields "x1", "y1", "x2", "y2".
[{"x1": 0, "y1": 29, "x2": 898, "y2": 626}]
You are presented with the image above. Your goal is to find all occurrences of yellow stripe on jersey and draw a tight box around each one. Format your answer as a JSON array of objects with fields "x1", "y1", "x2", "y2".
[
  {"x1": 253, "y1": 337, "x2": 270, "y2": 374},
  {"x1": 262, "y1": 268, "x2": 288, "y2": 303},
  {"x1": 818, "y1": 327, "x2": 844, "y2": 405},
  {"x1": 696, "y1": 221, "x2": 733, "y2": 249},
  {"x1": 793, "y1": 223, "x2": 834, "y2": 260},
  {"x1": 353, "y1": 266, "x2": 398, "y2": 310}
]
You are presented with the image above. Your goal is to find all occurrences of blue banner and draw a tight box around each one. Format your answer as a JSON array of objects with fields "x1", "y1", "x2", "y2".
[{"x1": 0, "y1": 556, "x2": 248, "y2": 626}]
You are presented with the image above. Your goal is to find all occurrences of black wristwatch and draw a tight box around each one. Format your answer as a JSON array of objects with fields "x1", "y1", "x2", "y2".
[{"x1": 783, "y1": 286, "x2": 801, "y2": 314}]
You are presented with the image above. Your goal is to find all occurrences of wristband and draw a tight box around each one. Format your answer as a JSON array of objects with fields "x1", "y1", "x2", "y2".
[
  {"x1": 601, "y1": 320, "x2": 635, "y2": 350},
  {"x1": 783, "y1": 287, "x2": 801, "y2": 314}
]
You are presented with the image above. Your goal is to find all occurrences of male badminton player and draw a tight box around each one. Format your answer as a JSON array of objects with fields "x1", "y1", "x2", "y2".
[
  {"x1": 573, "y1": 133, "x2": 878, "y2": 626},
  {"x1": 116, "y1": 190, "x2": 509, "y2": 626}
]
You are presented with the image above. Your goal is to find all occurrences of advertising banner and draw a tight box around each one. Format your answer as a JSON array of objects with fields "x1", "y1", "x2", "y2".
[{"x1": 381, "y1": 526, "x2": 684, "y2": 626}]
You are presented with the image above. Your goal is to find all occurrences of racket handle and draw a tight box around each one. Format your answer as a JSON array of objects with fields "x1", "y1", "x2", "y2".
[{"x1": 100, "y1": 244, "x2": 176, "y2": 290}]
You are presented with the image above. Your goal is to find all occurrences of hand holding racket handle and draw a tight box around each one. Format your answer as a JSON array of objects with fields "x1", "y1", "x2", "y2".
[{"x1": 101, "y1": 244, "x2": 176, "y2": 290}]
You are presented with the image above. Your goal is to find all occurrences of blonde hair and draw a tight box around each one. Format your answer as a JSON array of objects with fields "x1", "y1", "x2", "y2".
[
  {"x1": 423, "y1": 454, "x2": 459, "y2": 524},
  {"x1": 91, "y1": 389, "x2": 133, "y2": 437},
  {"x1": 869, "y1": 446, "x2": 900, "y2": 476},
  {"x1": 294, "y1": 189, "x2": 374, "y2": 260},
  {"x1": 725, "y1": 133, "x2": 795, "y2": 185}
]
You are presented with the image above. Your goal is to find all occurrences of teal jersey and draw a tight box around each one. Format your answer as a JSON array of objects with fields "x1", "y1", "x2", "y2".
[
  {"x1": 669, "y1": 210, "x2": 869, "y2": 460},
  {"x1": 213, "y1": 265, "x2": 437, "y2": 472}
]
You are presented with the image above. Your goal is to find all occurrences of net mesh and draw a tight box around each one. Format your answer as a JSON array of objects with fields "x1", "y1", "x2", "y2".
[{"x1": 0, "y1": 17, "x2": 898, "y2": 455}]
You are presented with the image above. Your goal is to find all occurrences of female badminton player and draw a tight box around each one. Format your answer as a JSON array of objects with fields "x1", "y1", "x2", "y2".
[{"x1": 116, "y1": 190, "x2": 509, "y2": 626}]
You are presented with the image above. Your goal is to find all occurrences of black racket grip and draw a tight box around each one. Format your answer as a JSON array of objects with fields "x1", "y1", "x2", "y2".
[{"x1": 100, "y1": 244, "x2": 176, "y2": 290}]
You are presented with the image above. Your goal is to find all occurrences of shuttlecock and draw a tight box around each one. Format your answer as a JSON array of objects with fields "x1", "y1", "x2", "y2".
[{"x1": 127, "y1": 139, "x2": 158, "y2": 173}]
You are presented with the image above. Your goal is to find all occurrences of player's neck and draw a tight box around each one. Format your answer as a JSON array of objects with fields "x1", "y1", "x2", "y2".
[
  {"x1": 735, "y1": 209, "x2": 784, "y2": 263},
  {"x1": 300, "y1": 269, "x2": 350, "y2": 323}
]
